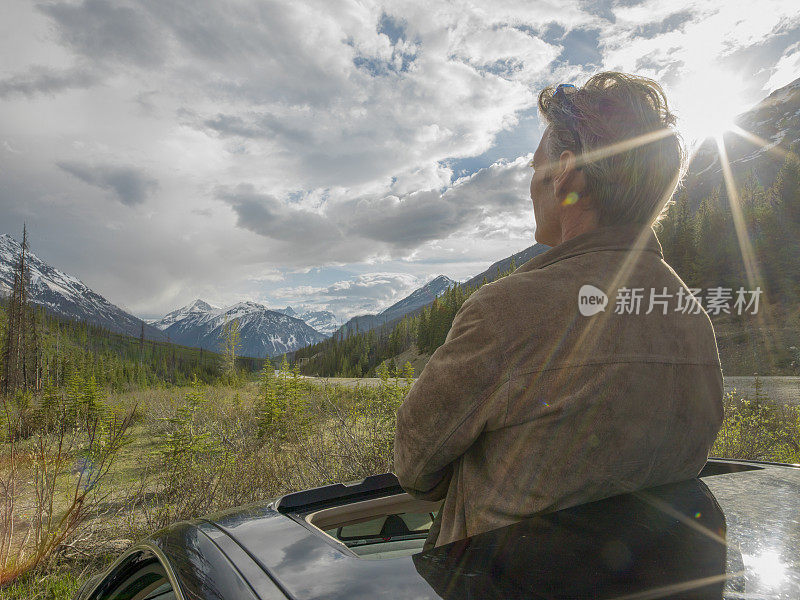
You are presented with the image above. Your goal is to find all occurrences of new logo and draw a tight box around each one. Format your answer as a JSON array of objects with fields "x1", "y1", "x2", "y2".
[{"x1": 578, "y1": 284, "x2": 608, "y2": 316}]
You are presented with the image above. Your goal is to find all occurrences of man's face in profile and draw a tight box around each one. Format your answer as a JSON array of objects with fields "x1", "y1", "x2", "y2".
[{"x1": 530, "y1": 127, "x2": 559, "y2": 246}]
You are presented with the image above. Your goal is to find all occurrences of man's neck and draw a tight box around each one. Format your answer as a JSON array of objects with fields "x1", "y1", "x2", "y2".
[{"x1": 558, "y1": 211, "x2": 600, "y2": 245}]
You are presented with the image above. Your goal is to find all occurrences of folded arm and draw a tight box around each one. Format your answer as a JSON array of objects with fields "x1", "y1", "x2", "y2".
[{"x1": 393, "y1": 290, "x2": 508, "y2": 499}]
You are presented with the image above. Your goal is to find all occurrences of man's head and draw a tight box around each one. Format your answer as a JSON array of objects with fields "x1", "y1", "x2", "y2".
[{"x1": 530, "y1": 72, "x2": 686, "y2": 246}]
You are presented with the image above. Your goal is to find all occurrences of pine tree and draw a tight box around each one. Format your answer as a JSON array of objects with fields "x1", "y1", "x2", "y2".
[
  {"x1": 659, "y1": 191, "x2": 696, "y2": 283},
  {"x1": 402, "y1": 361, "x2": 415, "y2": 384},
  {"x1": 416, "y1": 307, "x2": 429, "y2": 354},
  {"x1": 692, "y1": 193, "x2": 717, "y2": 288},
  {"x1": 289, "y1": 359, "x2": 305, "y2": 421},
  {"x1": 139, "y1": 321, "x2": 145, "y2": 366},
  {"x1": 66, "y1": 368, "x2": 83, "y2": 425},
  {"x1": 762, "y1": 152, "x2": 800, "y2": 299},
  {"x1": 277, "y1": 354, "x2": 290, "y2": 398},
  {"x1": 39, "y1": 378, "x2": 60, "y2": 428},
  {"x1": 82, "y1": 375, "x2": 104, "y2": 425},
  {"x1": 257, "y1": 358, "x2": 286, "y2": 439}
]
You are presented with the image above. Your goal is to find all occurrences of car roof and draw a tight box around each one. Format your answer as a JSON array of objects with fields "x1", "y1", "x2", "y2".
[{"x1": 192, "y1": 459, "x2": 799, "y2": 599}]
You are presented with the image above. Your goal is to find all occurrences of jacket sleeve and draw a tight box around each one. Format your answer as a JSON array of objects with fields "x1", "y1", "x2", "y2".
[{"x1": 393, "y1": 289, "x2": 508, "y2": 499}]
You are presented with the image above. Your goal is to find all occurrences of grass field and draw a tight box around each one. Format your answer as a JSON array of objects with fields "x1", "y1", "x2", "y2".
[
  {"x1": 0, "y1": 372, "x2": 410, "y2": 599},
  {"x1": 1, "y1": 370, "x2": 798, "y2": 598}
]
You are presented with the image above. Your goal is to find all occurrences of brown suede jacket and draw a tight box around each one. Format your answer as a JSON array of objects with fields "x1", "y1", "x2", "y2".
[{"x1": 393, "y1": 224, "x2": 724, "y2": 549}]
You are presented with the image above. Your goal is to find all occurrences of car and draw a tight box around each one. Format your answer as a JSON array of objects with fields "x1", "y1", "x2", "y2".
[{"x1": 74, "y1": 458, "x2": 800, "y2": 600}]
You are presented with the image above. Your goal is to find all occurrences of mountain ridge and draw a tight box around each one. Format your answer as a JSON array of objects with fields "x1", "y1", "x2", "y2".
[
  {"x1": 337, "y1": 274, "x2": 458, "y2": 336},
  {"x1": 151, "y1": 299, "x2": 327, "y2": 358},
  {"x1": 0, "y1": 233, "x2": 167, "y2": 341}
]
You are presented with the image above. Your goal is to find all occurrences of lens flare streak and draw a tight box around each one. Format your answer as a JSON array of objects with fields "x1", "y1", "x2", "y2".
[{"x1": 714, "y1": 137, "x2": 761, "y2": 291}]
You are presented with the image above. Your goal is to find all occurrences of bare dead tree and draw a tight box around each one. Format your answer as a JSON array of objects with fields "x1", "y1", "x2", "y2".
[{"x1": 1, "y1": 225, "x2": 41, "y2": 395}]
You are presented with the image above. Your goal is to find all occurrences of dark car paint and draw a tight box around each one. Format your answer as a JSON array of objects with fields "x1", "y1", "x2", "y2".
[
  {"x1": 210, "y1": 478, "x2": 730, "y2": 599},
  {"x1": 79, "y1": 523, "x2": 269, "y2": 600},
  {"x1": 76, "y1": 459, "x2": 800, "y2": 600},
  {"x1": 195, "y1": 521, "x2": 288, "y2": 600},
  {"x1": 154, "y1": 522, "x2": 263, "y2": 600}
]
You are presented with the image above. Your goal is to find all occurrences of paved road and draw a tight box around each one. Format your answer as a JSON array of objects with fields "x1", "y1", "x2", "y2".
[
  {"x1": 724, "y1": 376, "x2": 800, "y2": 405},
  {"x1": 303, "y1": 374, "x2": 800, "y2": 404}
]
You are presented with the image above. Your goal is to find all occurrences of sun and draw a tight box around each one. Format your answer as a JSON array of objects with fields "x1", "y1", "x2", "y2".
[{"x1": 669, "y1": 68, "x2": 750, "y2": 147}]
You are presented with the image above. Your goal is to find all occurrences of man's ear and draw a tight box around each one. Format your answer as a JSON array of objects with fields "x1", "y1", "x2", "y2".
[{"x1": 552, "y1": 150, "x2": 578, "y2": 197}]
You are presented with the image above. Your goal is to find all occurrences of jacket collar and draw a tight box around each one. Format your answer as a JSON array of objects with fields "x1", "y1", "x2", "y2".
[{"x1": 516, "y1": 223, "x2": 663, "y2": 273}]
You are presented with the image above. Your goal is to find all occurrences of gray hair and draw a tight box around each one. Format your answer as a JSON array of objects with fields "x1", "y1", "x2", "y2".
[{"x1": 538, "y1": 72, "x2": 687, "y2": 225}]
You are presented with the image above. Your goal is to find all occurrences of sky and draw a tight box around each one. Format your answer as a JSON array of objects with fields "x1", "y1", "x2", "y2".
[{"x1": 1, "y1": 0, "x2": 799, "y2": 322}]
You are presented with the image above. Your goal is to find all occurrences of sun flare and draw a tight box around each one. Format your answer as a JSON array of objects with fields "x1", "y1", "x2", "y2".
[{"x1": 669, "y1": 68, "x2": 750, "y2": 147}]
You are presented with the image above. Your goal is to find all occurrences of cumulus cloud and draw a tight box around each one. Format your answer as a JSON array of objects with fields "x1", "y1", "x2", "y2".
[
  {"x1": 57, "y1": 162, "x2": 159, "y2": 206},
  {"x1": 1, "y1": 0, "x2": 797, "y2": 318},
  {"x1": 341, "y1": 156, "x2": 532, "y2": 249},
  {"x1": 215, "y1": 156, "x2": 533, "y2": 261},
  {"x1": 631, "y1": 10, "x2": 695, "y2": 39},
  {"x1": 553, "y1": 27, "x2": 604, "y2": 67},
  {"x1": 137, "y1": 1, "x2": 562, "y2": 189},
  {"x1": 0, "y1": 65, "x2": 101, "y2": 98},
  {"x1": 272, "y1": 272, "x2": 423, "y2": 319},
  {"x1": 218, "y1": 185, "x2": 342, "y2": 244},
  {"x1": 38, "y1": 0, "x2": 167, "y2": 68},
  {"x1": 762, "y1": 41, "x2": 800, "y2": 93}
]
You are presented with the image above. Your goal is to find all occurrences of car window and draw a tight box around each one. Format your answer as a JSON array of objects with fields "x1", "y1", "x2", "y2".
[
  {"x1": 142, "y1": 581, "x2": 175, "y2": 600},
  {"x1": 402, "y1": 512, "x2": 434, "y2": 532},
  {"x1": 331, "y1": 511, "x2": 434, "y2": 542},
  {"x1": 92, "y1": 554, "x2": 174, "y2": 600}
]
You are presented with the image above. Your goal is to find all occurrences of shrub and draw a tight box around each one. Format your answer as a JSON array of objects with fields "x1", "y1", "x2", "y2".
[
  {"x1": 712, "y1": 377, "x2": 800, "y2": 463},
  {"x1": 0, "y1": 393, "x2": 133, "y2": 587}
]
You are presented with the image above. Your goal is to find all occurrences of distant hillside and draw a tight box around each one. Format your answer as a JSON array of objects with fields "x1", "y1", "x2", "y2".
[
  {"x1": 461, "y1": 243, "x2": 550, "y2": 289},
  {"x1": 0, "y1": 298, "x2": 257, "y2": 390},
  {"x1": 294, "y1": 258, "x2": 522, "y2": 377},
  {"x1": 0, "y1": 233, "x2": 166, "y2": 341},
  {"x1": 328, "y1": 245, "x2": 551, "y2": 342},
  {"x1": 337, "y1": 275, "x2": 458, "y2": 336}
]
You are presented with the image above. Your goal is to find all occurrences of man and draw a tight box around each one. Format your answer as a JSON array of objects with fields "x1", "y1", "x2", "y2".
[{"x1": 393, "y1": 72, "x2": 724, "y2": 550}]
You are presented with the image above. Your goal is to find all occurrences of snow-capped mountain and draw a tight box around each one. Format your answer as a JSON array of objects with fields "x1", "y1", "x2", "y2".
[
  {"x1": 338, "y1": 275, "x2": 458, "y2": 336},
  {"x1": 153, "y1": 299, "x2": 220, "y2": 330},
  {"x1": 152, "y1": 299, "x2": 327, "y2": 358},
  {"x1": 683, "y1": 76, "x2": 800, "y2": 204},
  {"x1": 275, "y1": 306, "x2": 297, "y2": 318},
  {"x1": 274, "y1": 306, "x2": 340, "y2": 336},
  {"x1": 300, "y1": 310, "x2": 340, "y2": 335},
  {"x1": 0, "y1": 233, "x2": 166, "y2": 340}
]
